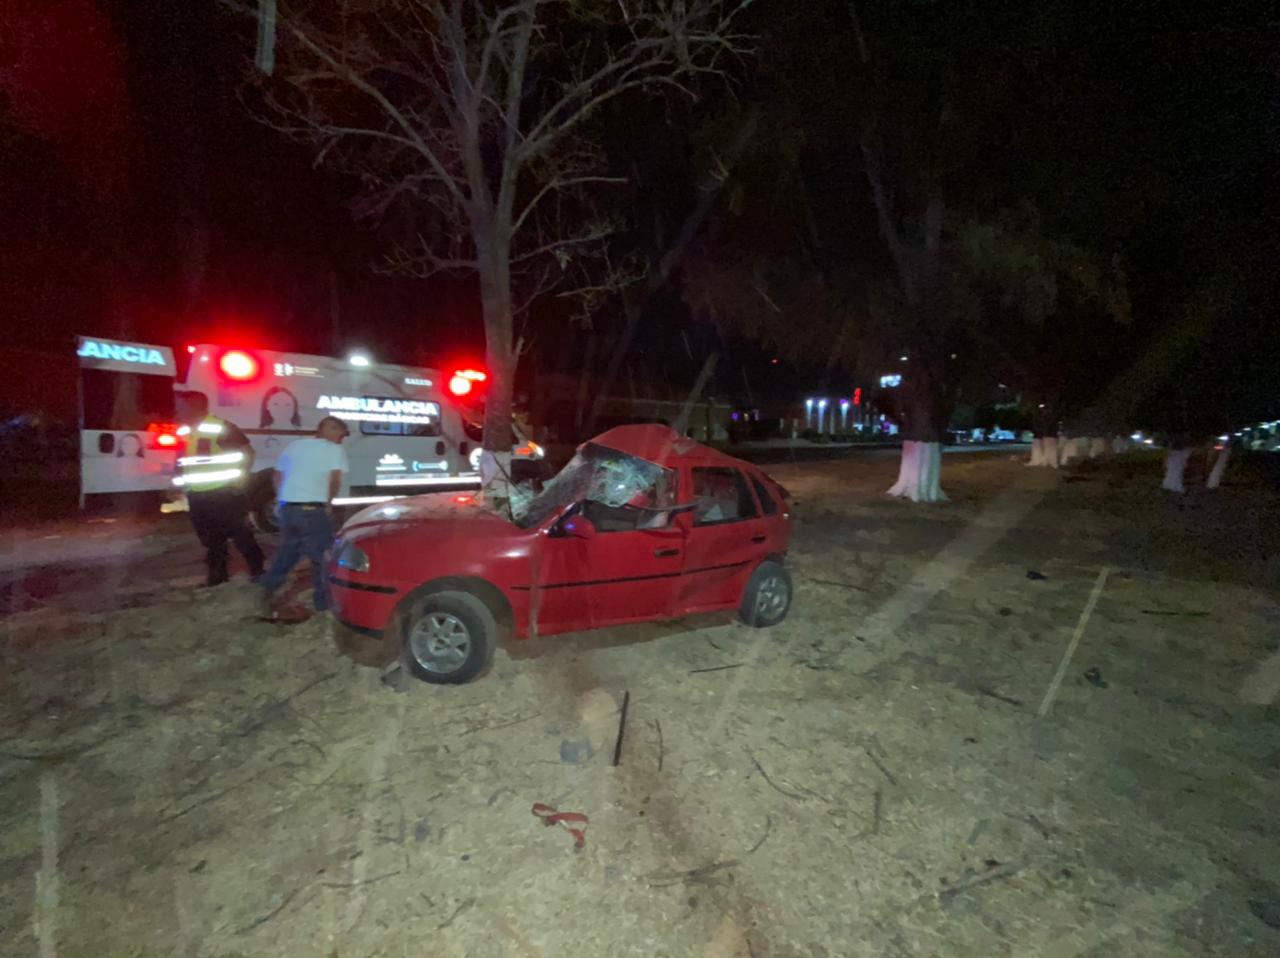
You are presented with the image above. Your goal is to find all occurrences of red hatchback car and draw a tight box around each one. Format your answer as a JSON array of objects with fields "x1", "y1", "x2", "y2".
[{"x1": 329, "y1": 425, "x2": 794, "y2": 684}]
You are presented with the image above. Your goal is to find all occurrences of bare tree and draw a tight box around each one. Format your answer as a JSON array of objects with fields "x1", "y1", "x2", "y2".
[{"x1": 233, "y1": 0, "x2": 751, "y2": 497}]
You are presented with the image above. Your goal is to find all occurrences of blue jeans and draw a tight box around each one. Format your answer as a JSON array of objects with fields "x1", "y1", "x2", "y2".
[{"x1": 260, "y1": 505, "x2": 333, "y2": 611}]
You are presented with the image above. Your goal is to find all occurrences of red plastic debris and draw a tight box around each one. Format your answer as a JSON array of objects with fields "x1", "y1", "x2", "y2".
[{"x1": 531, "y1": 802, "x2": 589, "y2": 850}]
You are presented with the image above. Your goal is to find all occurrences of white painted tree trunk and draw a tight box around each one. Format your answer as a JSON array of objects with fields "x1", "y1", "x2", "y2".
[
  {"x1": 1162, "y1": 448, "x2": 1191, "y2": 492},
  {"x1": 1060, "y1": 437, "x2": 1080, "y2": 464},
  {"x1": 1042, "y1": 435, "x2": 1060, "y2": 469},
  {"x1": 1111, "y1": 436, "x2": 1128, "y2": 455},
  {"x1": 1206, "y1": 445, "x2": 1231, "y2": 489},
  {"x1": 1028, "y1": 437, "x2": 1046, "y2": 466},
  {"x1": 887, "y1": 440, "x2": 947, "y2": 502},
  {"x1": 1088, "y1": 437, "x2": 1106, "y2": 458},
  {"x1": 480, "y1": 449, "x2": 514, "y2": 501}
]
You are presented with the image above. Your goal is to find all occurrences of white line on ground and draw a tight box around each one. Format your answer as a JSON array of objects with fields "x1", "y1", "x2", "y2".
[
  {"x1": 1038, "y1": 567, "x2": 1111, "y2": 717},
  {"x1": 34, "y1": 772, "x2": 59, "y2": 958},
  {"x1": 1239, "y1": 651, "x2": 1280, "y2": 705}
]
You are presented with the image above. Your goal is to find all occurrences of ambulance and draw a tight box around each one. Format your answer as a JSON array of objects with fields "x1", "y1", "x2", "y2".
[{"x1": 75, "y1": 335, "x2": 547, "y2": 527}]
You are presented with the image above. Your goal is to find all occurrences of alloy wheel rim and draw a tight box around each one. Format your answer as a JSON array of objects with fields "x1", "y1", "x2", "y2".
[
  {"x1": 409, "y1": 612, "x2": 472, "y2": 673},
  {"x1": 756, "y1": 575, "x2": 789, "y2": 619}
]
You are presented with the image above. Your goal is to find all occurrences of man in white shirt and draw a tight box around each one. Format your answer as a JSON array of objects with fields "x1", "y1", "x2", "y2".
[{"x1": 259, "y1": 416, "x2": 350, "y2": 616}]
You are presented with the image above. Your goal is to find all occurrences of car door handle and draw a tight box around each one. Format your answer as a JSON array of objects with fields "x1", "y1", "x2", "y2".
[
  {"x1": 750, "y1": 535, "x2": 767, "y2": 544},
  {"x1": 654, "y1": 548, "x2": 680, "y2": 557}
]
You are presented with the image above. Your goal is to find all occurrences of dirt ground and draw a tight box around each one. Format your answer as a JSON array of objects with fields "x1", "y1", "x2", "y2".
[{"x1": 2, "y1": 451, "x2": 1278, "y2": 957}]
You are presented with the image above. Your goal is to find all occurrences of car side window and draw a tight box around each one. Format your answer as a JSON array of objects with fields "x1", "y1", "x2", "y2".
[
  {"x1": 749, "y1": 474, "x2": 779, "y2": 516},
  {"x1": 692, "y1": 467, "x2": 759, "y2": 526}
]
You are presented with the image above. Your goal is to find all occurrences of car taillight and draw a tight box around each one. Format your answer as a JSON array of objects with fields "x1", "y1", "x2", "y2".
[{"x1": 147, "y1": 422, "x2": 181, "y2": 449}]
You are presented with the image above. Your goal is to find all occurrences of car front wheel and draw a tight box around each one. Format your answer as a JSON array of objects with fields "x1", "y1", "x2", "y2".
[
  {"x1": 401, "y1": 591, "x2": 496, "y2": 685},
  {"x1": 739, "y1": 560, "x2": 792, "y2": 627}
]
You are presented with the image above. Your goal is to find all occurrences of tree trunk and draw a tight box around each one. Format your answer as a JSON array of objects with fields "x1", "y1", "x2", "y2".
[
  {"x1": 1162, "y1": 447, "x2": 1191, "y2": 492},
  {"x1": 1088, "y1": 436, "x2": 1106, "y2": 459},
  {"x1": 478, "y1": 253, "x2": 515, "y2": 502},
  {"x1": 1042, "y1": 435, "x2": 1060, "y2": 468},
  {"x1": 887, "y1": 368, "x2": 949, "y2": 503},
  {"x1": 1028, "y1": 437, "x2": 1046, "y2": 466},
  {"x1": 1206, "y1": 444, "x2": 1231, "y2": 489}
]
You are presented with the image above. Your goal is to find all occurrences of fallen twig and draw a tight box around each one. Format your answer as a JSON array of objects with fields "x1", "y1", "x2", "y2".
[
  {"x1": 645, "y1": 859, "x2": 739, "y2": 887},
  {"x1": 705, "y1": 634, "x2": 724, "y2": 651},
  {"x1": 938, "y1": 860, "x2": 1024, "y2": 900},
  {"x1": 160, "y1": 777, "x2": 256, "y2": 823},
  {"x1": 807, "y1": 577, "x2": 871, "y2": 593},
  {"x1": 438, "y1": 897, "x2": 474, "y2": 930},
  {"x1": 651, "y1": 718, "x2": 664, "y2": 772},
  {"x1": 689, "y1": 664, "x2": 743, "y2": 674},
  {"x1": 461, "y1": 712, "x2": 541, "y2": 735},
  {"x1": 319, "y1": 870, "x2": 401, "y2": 889},
  {"x1": 865, "y1": 748, "x2": 898, "y2": 787},
  {"x1": 234, "y1": 886, "x2": 308, "y2": 935},
  {"x1": 612, "y1": 690, "x2": 630, "y2": 767},
  {"x1": 1141, "y1": 609, "x2": 1208, "y2": 617},
  {"x1": 747, "y1": 751, "x2": 812, "y2": 801},
  {"x1": 871, "y1": 788, "x2": 883, "y2": 835},
  {"x1": 233, "y1": 670, "x2": 338, "y2": 739},
  {"x1": 976, "y1": 687, "x2": 1023, "y2": 708},
  {"x1": 748, "y1": 815, "x2": 773, "y2": 854}
]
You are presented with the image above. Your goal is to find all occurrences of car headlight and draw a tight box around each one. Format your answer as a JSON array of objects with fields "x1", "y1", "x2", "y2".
[{"x1": 336, "y1": 540, "x2": 370, "y2": 573}]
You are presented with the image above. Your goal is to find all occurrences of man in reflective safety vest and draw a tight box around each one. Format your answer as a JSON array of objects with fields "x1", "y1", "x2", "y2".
[{"x1": 174, "y1": 391, "x2": 265, "y2": 586}]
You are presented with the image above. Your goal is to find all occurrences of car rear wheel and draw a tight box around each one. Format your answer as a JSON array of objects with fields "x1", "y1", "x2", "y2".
[
  {"x1": 401, "y1": 591, "x2": 496, "y2": 685},
  {"x1": 739, "y1": 560, "x2": 792, "y2": 627}
]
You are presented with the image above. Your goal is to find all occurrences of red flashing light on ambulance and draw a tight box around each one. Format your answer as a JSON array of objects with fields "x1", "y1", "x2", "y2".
[
  {"x1": 146, "y1": 421, "x2": 182, "y2": 449},
  {"x1": 218, "y1": 349, "x2": 261, "y2": 382},
  {"x1": 447, "y1": 368, "x2": 487, "y2": 397}
]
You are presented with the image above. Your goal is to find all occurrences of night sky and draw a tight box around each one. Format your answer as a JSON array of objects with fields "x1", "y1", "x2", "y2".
[{"x1": 1, "y1": 0, "x2": 1276, "y2": 419}]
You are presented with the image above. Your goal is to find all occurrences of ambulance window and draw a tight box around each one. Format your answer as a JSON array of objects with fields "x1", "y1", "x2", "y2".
[
  {"x1": 81, "y1": 371, "x2": 175, "y2": 431},
  {"x1": 358, "y1": 397, "x2": 442, "y2": 437}
]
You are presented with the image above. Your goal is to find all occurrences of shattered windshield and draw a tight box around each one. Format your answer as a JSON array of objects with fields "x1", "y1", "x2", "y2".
[{"x1": 514, "y1": 442, "x2": 674, "y2": 529}]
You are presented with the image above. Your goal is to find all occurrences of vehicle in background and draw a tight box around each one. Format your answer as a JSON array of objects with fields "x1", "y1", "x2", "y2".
[
  {"x1": 987, "y1": 427, "x2": 1017, "y2": 442},
  {"x1": 75, "y1": 336, "x2": 182, "y2": 506},
  {"x1": 329, "y1": 424, "x2": 794, "y2": 685},
  {"x1": 74, "y1": 336, "x2": 545, "y2": 524}
]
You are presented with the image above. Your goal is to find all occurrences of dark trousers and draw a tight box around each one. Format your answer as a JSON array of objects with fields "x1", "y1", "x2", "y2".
[
  {"x1": 260, "y1": 504, "x2": 333, "y2": 611},
  {"x1": 188, "y1": 488, "x2": 265, "y2": 586}
]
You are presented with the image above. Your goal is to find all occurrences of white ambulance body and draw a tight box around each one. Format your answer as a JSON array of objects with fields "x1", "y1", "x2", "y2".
[
  {"x1": 76, "y1": 335, "x2": 181, "y2": 501},
  {"x1": 179, "y1": 344, "x2": 518, "y2": 513},
  {"x1": 76, "y1": 336, "x2": 544, "y2": 517}
]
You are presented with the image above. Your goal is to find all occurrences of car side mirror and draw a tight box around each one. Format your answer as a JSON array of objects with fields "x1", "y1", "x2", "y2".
[{"x1": 562, "y1": 515, "x2": 597, "y2": 540}]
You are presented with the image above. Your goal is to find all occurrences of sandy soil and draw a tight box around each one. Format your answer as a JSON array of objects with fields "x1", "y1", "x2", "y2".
[{"x1": 1, "y1": 451, "x2": 1278, "y2": 957}]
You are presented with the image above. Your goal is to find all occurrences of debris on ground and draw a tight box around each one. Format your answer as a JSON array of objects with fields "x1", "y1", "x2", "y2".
[
  {"x1": 1248, "y1": 899, "x2": 1280, "y2": 929},
  {"x1": 612, "y1": 690, "x2": 630, "y2": 767},
  {"x1": 531, "y1": 803, "x2": 589, "y2": 850},
  {"x1": 1026, "y1": 570, "x2": 1048, "y2": 581},
  {"x1": 1084, "y1": 667, "x2": 1108, "y2": 688},
  {"x1": 559, "y1": 739, "x2": 593, "y2": 764}
]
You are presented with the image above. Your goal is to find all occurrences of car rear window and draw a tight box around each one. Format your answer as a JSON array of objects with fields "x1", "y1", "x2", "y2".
[
  {"x1": 749, "y1": 473, "x2": 779, "y2": 516},
  {"x1": 692, "y1": 467, "x2": 758, "y2": 526}
]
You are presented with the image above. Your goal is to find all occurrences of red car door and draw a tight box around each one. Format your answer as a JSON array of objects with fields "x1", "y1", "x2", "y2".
[
  {"x1": 530, "y1": 507, "x2": 685, "y2": 634},
  {"x1": 676, "y1": 465, "x2": 768, "y2": 613}
]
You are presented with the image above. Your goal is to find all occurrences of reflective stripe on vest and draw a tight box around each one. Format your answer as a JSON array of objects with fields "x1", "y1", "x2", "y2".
[{"x1": 174, "y1": 417, "x2": 244, "y2": 491}]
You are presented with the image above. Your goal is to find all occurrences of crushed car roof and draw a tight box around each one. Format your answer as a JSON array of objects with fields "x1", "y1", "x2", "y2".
[{"x1": 589, "y1": 424, "x2": 747, "y2": 468}]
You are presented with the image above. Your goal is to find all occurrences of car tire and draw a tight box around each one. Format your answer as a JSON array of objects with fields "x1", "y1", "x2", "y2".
[
  {"x1": 247, "y1": 473, "x2": 279, "y2": 534},
  {"x1": 739, "y1": 560, "x2": 792, "y2": 628},
  {"x1": 401, "y1": 590, "x2": 496, "y2": 685}
]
